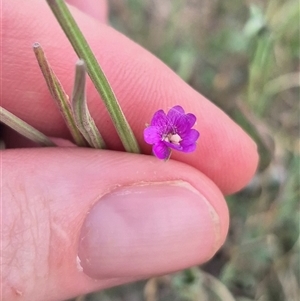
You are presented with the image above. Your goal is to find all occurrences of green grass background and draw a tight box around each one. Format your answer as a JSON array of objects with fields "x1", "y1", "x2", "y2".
[{"x1": 71, "y1": 0, "x2": 299, "y2": 300}]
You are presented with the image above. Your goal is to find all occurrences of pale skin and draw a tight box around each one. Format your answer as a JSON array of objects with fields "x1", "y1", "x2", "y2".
[{"x1": 1, "y1": 1, "x2": 259, "y2": 300}]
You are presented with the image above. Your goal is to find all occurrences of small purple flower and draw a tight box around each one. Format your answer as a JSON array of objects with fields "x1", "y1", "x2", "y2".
[{"x1": 144, "y1": 105, "x2": 200, "y2": 160}]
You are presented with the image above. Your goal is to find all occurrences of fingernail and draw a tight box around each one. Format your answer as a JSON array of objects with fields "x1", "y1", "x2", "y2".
[{"x1": 78, "y1": 181, "x2": 221, "y2": 279}]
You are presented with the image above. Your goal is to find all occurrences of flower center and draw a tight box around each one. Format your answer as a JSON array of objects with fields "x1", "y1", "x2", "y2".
[{"x1": 165, "y1": 133, "x2": 182, "y2": 145}]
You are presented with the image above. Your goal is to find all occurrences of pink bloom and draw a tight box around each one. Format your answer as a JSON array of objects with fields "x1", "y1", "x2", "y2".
[{"x1": 144, "y1": 105, "x2": 200, "y2": 160}]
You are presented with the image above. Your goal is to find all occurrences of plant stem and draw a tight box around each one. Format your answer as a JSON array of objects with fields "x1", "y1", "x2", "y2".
[
  {"x1": 72, "y1": 60, "x2": 106, "y2": 149},
  {"x1": 0, "y1": 107, "x2": 56, "y2": 146},
  {"x1": 46, "y1": 0, "x2": 140, "y2": 153},
  {"x1": 33, "y1": 42, "x2": 86, "y2": 146}
]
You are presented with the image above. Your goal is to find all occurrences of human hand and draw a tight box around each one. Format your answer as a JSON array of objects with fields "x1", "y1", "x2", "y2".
[{"x1": 2, "y1": 0, "x2": 258, "y2": 300}]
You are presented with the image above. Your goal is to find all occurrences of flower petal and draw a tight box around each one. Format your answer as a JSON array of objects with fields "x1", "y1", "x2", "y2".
[
  {"x1": 144, "y1": 126, "x2": 161, "y2": 144},
  {"x1": 150, "y1": 110, "x2": 168, "y2": 127},
  {"x1": 167, "y1": 105, "x2": 185, "y2": 116},
  {"x1": 181, "y1": 129, "x2": 200, "y2": 146},
  {"x1": 152, "y1": 142, "x2": 171, "y2": 160},
  {"x1": 185, "y1": 113, "x2": 197, "y2": 128},
  {"x1": 181, "y1": 143, "x2": 197, "y2": 153},
  {"x1": 166, "y1": 105, "x2": 185, "y2": 126},
  {"x1": 164, "y1": 141, "x2": 183, "y2": 151},
  {"x1": 174, "y1": 114, "x2": 196, "y2": 135},
  {"x1": 173, "y1": 116, "x2": 188, "y2": 134}
]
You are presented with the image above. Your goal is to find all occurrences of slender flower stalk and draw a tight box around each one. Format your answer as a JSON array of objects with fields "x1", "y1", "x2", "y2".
[
  {"x1": 33, "y1": 42, "x2": 86, "y2": 147},
  {"x1": 144, "y1": 105, "x2": 200, "y2": 160},
  {"x1": 72, "y1": 60, "x2": 106, "y2": 149},
  {"x1": 46, "y1": 0, "x2": 140, "y2": 153},
  {"x1": 0, "y1": 106, "x2": 56, "y2": 146}
]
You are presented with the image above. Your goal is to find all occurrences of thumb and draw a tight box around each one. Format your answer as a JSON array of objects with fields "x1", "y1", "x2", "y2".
[{"x1": 2, "y1": 148, "x2": 228, "y2": 301}]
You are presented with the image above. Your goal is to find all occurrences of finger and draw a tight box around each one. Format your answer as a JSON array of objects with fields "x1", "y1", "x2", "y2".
[
  {"x1": 66, "y1": 0, "x2": 108, "y2": 22},
  {"x1": 2, "y1": 0, "x2": 258, "y2": 194},
  {"x1": 3, "y1": 148, "x2": 229, "y2": 301}
]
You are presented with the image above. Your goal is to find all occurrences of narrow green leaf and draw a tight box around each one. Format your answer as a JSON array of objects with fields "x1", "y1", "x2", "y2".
[
  {"x1": 72, "y1": 60, "x2": 106, "y2": 149},
  {"x1": 33, "y1": 42, "x2": 87, "y2": 147},
  {"x1": 0, "y1": 106, "x2": 56, "y2": 146},
  {"x1": 46, "y1": 0, "x2": 140, "y2": 153}
]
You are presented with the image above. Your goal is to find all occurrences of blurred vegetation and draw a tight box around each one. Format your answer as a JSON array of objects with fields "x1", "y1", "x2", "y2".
[{"x1": 72, "y1": 0, "x2": 299, "y2": 300}]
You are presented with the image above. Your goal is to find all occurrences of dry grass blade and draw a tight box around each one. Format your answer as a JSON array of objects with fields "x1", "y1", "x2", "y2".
[
  {"x1": 200, "y1": 270, "x2": 237, "y2": 301},
  {"x1": 0, "y1": 107, "x2": 56, "y2": 146},
  {"x1": 33, "y1": 42, "x2": 86, "y2": 147},
  {"x1": 236, "y1": 99, "x2": 274, "y2": 171},
  {"x1": 72, "y1": 60, "x2": 106, "y2": 149},
  {"x1": 264, "y1": 72, "x2": 300, "y2": 96}
]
